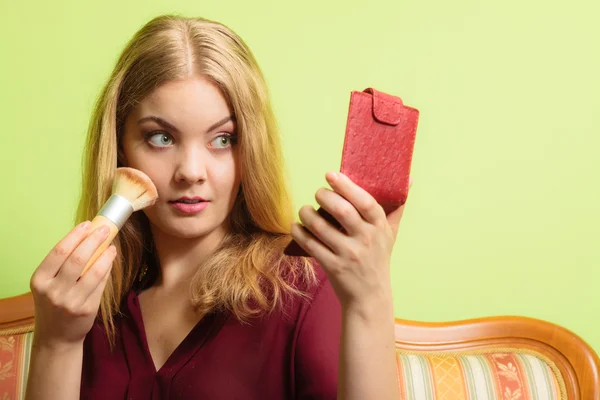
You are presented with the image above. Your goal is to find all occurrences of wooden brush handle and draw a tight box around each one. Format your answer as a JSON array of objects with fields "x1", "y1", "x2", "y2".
[{"x1": 80, "y1": 215, "x2": 119, "y2": 276}]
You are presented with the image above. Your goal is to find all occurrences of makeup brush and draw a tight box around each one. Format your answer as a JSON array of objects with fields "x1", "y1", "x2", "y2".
[{"x1": 80, "y1": 167, "x2": 158, "y2": 276}]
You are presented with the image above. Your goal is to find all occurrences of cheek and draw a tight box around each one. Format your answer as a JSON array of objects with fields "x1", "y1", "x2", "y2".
[
  {"x1": 213, "y1": 157, "x2": 240, "y2": 191},
  {"x1": 138, "y1": 164, "x2": 169, "y2": 189},
  {"x1": 122, "y1": 143, "x2": 170, "y2": 188}
]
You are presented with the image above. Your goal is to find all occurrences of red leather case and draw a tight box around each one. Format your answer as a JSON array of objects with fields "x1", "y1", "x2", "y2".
[{"x1": 284, "y1": 88, "x2": 419, "y2": 256}]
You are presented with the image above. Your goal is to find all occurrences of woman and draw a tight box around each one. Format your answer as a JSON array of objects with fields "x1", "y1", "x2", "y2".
[{"x1": 26, "y1": 15, "x2": 404, "y2": 399}]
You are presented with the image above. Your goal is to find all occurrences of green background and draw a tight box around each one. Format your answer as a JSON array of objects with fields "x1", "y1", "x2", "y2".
[{"x1": 1, "y1": 0, "x2": 598, "y2": 353}]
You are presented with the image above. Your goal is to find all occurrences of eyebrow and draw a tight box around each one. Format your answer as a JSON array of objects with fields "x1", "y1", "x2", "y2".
[{"x1": 137, "y1": 115, "x2": 235, "y2": 133}]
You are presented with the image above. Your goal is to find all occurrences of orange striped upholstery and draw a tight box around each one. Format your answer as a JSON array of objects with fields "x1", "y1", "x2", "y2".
[
  {"x1": 396, "y1": 349, "x2": 565, "y2": 399},
  {"x1": 0, "y1": 332, "x2": 33, "y2": 400}
]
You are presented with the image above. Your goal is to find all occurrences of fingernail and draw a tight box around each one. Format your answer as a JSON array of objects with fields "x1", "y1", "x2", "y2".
[
  {"x1": 79, "y1": 221, "x2": 91, "y2": 231},
  {"x1": 327, "y1": 172, "x2": 339, "y2": 182},
  {"x1": 98, "y1": 225, "x2": 110, "y2": 236}
]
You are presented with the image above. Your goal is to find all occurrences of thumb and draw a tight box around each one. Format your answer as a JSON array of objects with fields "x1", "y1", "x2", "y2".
[
  {"x1": 387, "y1": 204, "x2": 405, "y2": 238},
  {"x1": 387, "y1": 177, "x2": 413, "y2": 238}
]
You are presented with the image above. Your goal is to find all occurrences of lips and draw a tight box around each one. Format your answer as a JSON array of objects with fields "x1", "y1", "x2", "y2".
[
  {"x1": 171, "y1": 196, "x2": 207, "y2": 203},
  {"x1": 169, "y1": 197, "x2": 209, "y2": 214}
]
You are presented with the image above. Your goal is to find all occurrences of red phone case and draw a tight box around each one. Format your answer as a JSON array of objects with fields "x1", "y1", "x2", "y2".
[{"x1": 284, "y1": 88, "x2": 420, "y2": 256}]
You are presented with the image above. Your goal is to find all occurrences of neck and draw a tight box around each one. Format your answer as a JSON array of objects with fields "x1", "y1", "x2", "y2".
[{"x1": 149, "y1": 224, "x2": 228, "y2": 292}]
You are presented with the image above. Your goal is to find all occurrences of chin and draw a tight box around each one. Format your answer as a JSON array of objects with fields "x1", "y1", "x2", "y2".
[
  {"x1": 162, "y1": 222, "x2": 216, "y2": 239},
  {"x1": 147, "y1": 214, "x2": 226, "y2": 239}
]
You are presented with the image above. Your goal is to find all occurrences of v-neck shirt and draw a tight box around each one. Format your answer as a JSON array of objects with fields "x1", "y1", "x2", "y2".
[{"x1": 80, "y1": 265, "x2": 342, "y2": 399}]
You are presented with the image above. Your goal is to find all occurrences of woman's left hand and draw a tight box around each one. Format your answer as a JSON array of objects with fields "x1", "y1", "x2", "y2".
[{"x1": 290, "y1": 172, "x2": 407, "y2": 315}]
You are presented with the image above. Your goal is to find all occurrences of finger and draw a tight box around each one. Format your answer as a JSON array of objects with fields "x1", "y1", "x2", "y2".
[
  {"x1": 387, "y1": 204, "x2": 406, "y2": 238},
  {"x1": 56, "y1": 225, "x2": 111, "y2": 285},
  {"x1": 388, "y1": 177, "x2": 413, "y2": 238},
  {"x1": 325, "y1": 172, "x2": 385, "y2": 225},
  {"x1": 290, "y1": 222, "x2": 339, "y2": 267},
  {"x1": 75, "y1": 245, "x2": 116, "y2": 306},
  {"x1": 36, "y1": 221, "x2": 92, "y2": 280},
  {"x1": 80, "y1": 257, "x2": 114, "y2": 317},
  {"x1": 81, "y1": 261, "x2": 113, "y2": 319},
  {"x1": 298, "y1": 205, "x2": 346, "y2": 253},
  {"x1": 314, "y1": 188, "x2": 364, "y2": 236}
]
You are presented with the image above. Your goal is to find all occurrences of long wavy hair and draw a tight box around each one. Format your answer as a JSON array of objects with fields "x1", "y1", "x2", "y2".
[{"x1": 75, "y1": 15, "x2": 315, "y2": 345}]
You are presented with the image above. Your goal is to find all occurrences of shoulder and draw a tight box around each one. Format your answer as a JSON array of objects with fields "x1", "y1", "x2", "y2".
[
  {"x1": 292, "y1": 259, "x2": 341, "y2": 332},
  {"x1": 277, "y1": 257, "x2": 339, "y2": 321},
  {"x1": 297, "y1": 259, "x2": 338, "y2": 314},
  {"x1": 84, "y1": 290, "x2": 136, "y2": 348},
  {"x1": 289, "y1": 259, "x2": 341, "y2": 398}
]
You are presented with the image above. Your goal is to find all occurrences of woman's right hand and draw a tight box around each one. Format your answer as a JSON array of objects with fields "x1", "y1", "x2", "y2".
[{"x1": 29, "y1": 221, "x2": 116, "y2": 349}]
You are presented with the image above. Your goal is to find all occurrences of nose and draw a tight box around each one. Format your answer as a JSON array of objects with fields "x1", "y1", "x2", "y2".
[{"x1": 173, "y1": 146, "x2": 207, "y2": 185}]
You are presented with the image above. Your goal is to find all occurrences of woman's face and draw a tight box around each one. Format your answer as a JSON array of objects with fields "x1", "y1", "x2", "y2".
[{"x1": 122, "y1": 76, "x2": 240, "y2": 241}]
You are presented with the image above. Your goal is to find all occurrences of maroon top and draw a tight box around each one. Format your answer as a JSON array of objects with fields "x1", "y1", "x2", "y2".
[{"x1": 81, "y1": 265, "x2": 342, "y2": 399}]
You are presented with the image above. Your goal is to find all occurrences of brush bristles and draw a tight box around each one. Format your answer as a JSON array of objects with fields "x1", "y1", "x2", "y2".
[{"x1": 111, "y1": 168, "x2": 158, "y2": 212}]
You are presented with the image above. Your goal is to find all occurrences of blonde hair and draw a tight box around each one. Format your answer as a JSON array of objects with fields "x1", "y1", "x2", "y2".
[{"x1": 76, "y1": 15, "x2": 315, "y2": 344}]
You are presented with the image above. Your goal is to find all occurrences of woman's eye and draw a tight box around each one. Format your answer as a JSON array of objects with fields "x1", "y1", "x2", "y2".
[
  {"x1": 210, "y1": 135, "x2": 236, "y2": 149},
  {"x1": 147, "y1": 132, "x2": 173, "y2": 147}
]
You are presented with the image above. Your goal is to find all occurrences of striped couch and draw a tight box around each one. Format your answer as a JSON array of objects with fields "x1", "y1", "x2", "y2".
[
  {"x1": 0, "y1": 331, "x2": 32, "y2": 399},
  {"x1": 396, "y1": 349, "x2": 563, "y2": 399},
  {"x1": 393, "y1": 317, "x2": 599, "y2": 399},
  {"x1": 1, "y1": 293, "x2": 599, "y2": 399}
]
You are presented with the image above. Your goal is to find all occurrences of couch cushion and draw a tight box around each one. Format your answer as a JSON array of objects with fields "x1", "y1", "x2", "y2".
[
  {"x1": 396, "y1": 349, "x2": 566, "y2": 400},
  {"x1": 0, "y1": 331, "x2": 33, "y2": 400}
]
